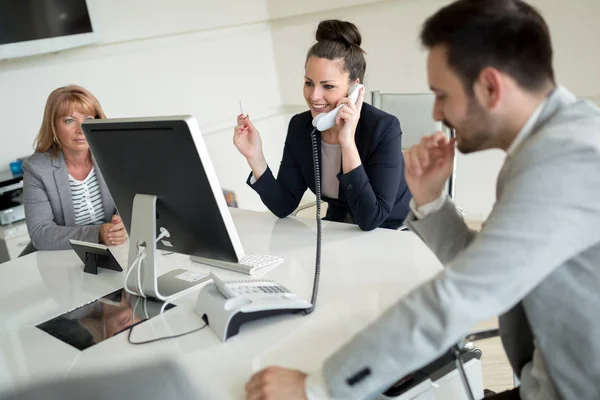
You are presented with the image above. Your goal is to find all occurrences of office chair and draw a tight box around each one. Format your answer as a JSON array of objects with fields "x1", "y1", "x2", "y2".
[{"x1": 371, "y1": 91, "x2": 456, "y2": 199}]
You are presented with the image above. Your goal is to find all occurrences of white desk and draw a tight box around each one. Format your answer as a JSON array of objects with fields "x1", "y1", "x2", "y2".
[{"x1": 0, "y1": 209, "x2": 482, "y2": 399}]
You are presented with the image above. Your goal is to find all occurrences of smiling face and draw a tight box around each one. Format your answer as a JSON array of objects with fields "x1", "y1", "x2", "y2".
[
  {"x1": 304, "y1": 56, "x2": 358, "y2": 118},
  {"x1": 55, "y1": 109, "x2": 95, "y2": 154}
]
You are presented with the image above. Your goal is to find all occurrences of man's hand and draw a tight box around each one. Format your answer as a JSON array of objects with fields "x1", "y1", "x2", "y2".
[
  {"x1": 245, "y1": 366, "x2": 308, "y2": 400},
  {"x1": 404, "y1": 131, "x2": 456, "y2": 207}
]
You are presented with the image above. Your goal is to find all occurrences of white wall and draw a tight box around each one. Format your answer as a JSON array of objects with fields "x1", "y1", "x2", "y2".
[
  {"x1": 271, "y1": 0, "x2": 600, "y2": 106},
  {"x1": 0, "y1": 0, "x2": 391, "y2": 211},
  {"x1": 0, "y1": 0, "x2": 285, "y2": 211},
  {"x1": 1, "y1": 0, "x2": 599, "y2": 220}
]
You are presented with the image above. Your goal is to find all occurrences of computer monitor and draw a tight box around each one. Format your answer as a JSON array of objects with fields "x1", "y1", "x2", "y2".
[{"x1": 82, "y1": 115, "x2": 247, "y2": 300}]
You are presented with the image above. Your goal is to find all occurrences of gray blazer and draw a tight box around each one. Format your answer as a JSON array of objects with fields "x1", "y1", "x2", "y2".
[
  {"x1": 321, "y1": 87, "x2": 600, "y2": 399},
  {"x1": 22, "y1": 151, "x2": 116, "y2": 251}
]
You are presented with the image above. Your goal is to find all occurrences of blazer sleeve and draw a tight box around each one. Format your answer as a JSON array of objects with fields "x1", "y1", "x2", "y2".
[
  {"x1": 337, "y1": 116, "x2": 404, "y2": 231},
  {"x1": 405, "y1": 197, "x2": 478, "y2": 264},
  {"x1": 320, "y1": 137, "x2": 600, "y2": 398},
  {"x1": 248, "y1": 116, "x2": 308, "y2": 217},
  {"x1": 23, "y1": 159, "x2": 103, "y2": 250}
]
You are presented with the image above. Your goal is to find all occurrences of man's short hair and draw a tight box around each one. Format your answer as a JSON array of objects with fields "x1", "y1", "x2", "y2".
[{"x1": 421, "y1": 0, "x2": 555, "y2": 93}]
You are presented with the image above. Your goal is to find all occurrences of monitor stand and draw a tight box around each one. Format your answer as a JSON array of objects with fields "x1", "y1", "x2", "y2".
[{"x1": 127, "y1": 194, "x2": 209, "y2": 300}]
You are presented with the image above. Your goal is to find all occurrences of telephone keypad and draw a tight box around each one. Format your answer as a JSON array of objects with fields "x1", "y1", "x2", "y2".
[{"x1": 229, "y1": 282, "x2": 289, "y2": 296}]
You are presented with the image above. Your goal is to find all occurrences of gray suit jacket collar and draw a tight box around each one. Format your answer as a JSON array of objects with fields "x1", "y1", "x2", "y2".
[
  {"x1": 533, "y1": 86, "x2": 577, "y2": 130},
  {"x1": 508, "y1": 86, "x2": 577, "y2": 159},
  {"x1": 51, "y1": 151, "x2": 114, "y2": 225}
]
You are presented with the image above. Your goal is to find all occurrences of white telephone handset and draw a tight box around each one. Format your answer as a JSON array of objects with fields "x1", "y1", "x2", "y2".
[{"x1": 312, "y1": 83, "x2": 364, "y2": 131}]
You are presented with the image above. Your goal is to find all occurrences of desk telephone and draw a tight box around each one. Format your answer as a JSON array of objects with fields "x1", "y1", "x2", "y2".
[{"x1": 195, "y1": 273, "x2": 312, "y2": 342}]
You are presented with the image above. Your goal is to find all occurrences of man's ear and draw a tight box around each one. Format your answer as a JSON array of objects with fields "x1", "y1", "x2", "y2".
[{"x1": 474, "y1": 67, "x2": 503, "y2": 109}]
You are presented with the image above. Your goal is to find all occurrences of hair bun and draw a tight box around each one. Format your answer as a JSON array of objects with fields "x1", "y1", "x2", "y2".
[{"x1": 316, "y1": 20, "x2": 362, "y2": 48}]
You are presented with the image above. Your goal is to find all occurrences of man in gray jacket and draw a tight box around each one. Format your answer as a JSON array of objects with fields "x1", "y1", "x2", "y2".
[{"x1": 245, "y1": 0, "x2": 600, "y2": 399}]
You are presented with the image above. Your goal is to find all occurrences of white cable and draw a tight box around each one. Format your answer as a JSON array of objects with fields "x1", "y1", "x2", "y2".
[
  {"x1": 156, "y1": 227, "x2": 170, "y2": 242},
  {"x1": 136, "y1": 250, "x2": 147, "y2": 298},
  {"x1": 132, "y1": 296, "x2": 141, "y2": 322},
  {"x1": 123, "y1": 226, "x2": 201, "y2": 305},
  {"x1": 143, "y1": 298, "x2": 149, "y2": 319},
  {"x1": 123, "y1": 228, "x2": 171, "y2": 299},
  {"x1": 137, "y1": 229, "x2": 168, "y2": 298},
  {"x1": 160, "y1": 298, "x2": 173, "y2": 314},
  {"x1": 124, "y1": 250, "x2": 145, "y2": 296}
]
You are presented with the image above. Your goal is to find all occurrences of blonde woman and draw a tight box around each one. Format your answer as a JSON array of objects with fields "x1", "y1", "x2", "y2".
[{"x1": 22, "y1": 85, "x2": 126, "y2": 252}]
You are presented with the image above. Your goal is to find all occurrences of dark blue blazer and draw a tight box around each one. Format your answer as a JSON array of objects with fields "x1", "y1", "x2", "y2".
[{"x1": 248, "y1": 103, "x2": 412, "y2": 230}]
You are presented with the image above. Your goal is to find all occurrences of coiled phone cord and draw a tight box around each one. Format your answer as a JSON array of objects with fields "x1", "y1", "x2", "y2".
[{"x1": 304, "y1": 127, "x2": 322, "y2": 315}]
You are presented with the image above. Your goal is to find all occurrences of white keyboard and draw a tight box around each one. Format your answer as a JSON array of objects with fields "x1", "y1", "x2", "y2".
[
  {"x1": 239, "y1": 253, "x2": 284, "y2": 270},
  {"x1": 190, "y1": 253, "x2": 284, "y2": 275}
]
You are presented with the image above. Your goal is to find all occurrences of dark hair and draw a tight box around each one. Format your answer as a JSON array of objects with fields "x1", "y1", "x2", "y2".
[
  {"x1": 420, "y1": 0, "x2": 555, "y2": 93},
  {"x1": 306, "y1": 20, "x2": 366, "y2": 83}
]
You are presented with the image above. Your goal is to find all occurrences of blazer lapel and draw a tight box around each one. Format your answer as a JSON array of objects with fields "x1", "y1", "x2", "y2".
[
  {"x1": 53, "y1": 152, "x2": 76, "y2": 226},
  {"x1": 530, "y1": 86, "x2": 577, "y2": 134},
  {"x1": 93, "y1": 157, "x2": 116, "y2": 220},
  {"x1": 499, "y1": 86, "x2": 577, "y2": 191}
]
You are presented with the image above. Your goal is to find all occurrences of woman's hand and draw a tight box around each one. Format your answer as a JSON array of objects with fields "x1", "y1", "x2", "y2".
[
  {"x1": 335, "y1": 86, "x2": 365, "y2": 150},
  {"x1": 234, "y1": 114, "x2": 264, "y2": 161},
  {"x1": 99, "y1": 214, "x2": 127, "y2": 246},
  {"x1": 234, "y1": 114, "x2": 268, "y2": 179}
]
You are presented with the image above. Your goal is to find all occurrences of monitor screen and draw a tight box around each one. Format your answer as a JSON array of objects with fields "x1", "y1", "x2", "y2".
[{"x1": 0, "y1": 0, "x2": 93, "y2": 45}]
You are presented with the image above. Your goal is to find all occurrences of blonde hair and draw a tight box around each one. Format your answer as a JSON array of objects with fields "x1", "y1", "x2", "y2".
[{"x1": 34, "y1": 85, "x2": 107, "y2": 157}]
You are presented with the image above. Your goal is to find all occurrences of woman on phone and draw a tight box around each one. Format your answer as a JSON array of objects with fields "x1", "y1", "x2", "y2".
[{"x1": 234, "y1": 20, "x2": 411, "y2": 231}]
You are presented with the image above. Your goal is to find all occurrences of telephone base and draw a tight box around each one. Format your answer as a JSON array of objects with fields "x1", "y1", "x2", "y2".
[{"x1": 194, "y1": 283, "x2": 311, "y2": 342}]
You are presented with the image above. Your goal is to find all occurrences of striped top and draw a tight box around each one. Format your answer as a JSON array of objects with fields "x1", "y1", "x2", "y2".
[{"x1": 69, "y1": 167, "x2": 105, "y2": 226}]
